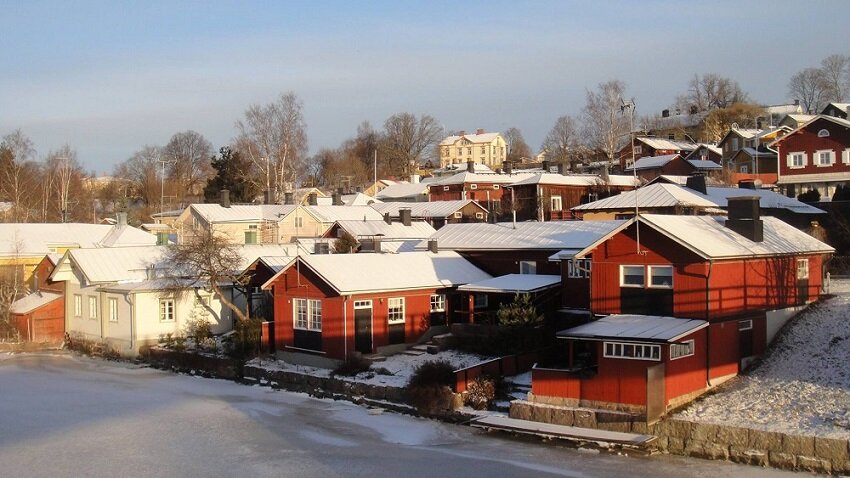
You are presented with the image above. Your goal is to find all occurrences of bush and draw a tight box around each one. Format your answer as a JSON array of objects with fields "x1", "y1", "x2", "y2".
[
  {"x1": 184, "y1": 318, "x2": 213, "y2": 348},
  {"x1": 464, "y1": 375, "x2": 497, "y2": 410},
  {"x1": 332, "y1": 354, "x2": 372, "y2": 376},
  {"x1": 406, "y1": 360, "x2": 458, "y2": 413},
  {"x1": 407, "y1": 359, "x2": 455, "y2": 389},
  {"x1": 225, "y1": 318, "x2": 262, "y2": 359}
]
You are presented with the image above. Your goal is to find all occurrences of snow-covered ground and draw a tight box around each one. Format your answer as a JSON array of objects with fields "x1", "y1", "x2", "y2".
[{"x1": 676, "y1": 279, "x2": 850, "y2": 439}]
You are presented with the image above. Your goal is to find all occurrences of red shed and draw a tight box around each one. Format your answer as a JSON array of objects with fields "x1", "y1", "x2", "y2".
[
  {"x1": 261, "y1": 251, "x2": 490, "y2": 362},
  {"x1": 9, "y1": 291, "x2": 65, "y2": 343}
]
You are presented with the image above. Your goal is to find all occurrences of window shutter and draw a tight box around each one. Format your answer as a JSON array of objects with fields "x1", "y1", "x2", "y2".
[
  {"x1": 843, "y1": 149, "x2": 850, "y2": 164},
  {"x1": 786, "y1": 153, "x2": 793, "y2": 167}
]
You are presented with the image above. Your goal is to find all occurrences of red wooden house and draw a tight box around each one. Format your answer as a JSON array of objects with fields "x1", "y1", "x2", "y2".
[
  {"x1": 505, "y1": 173, "x2": 638, "y2": 221},
  {"x1": 535, "y1": 198, "x2": 833, "y2": 414},
  {"x1": 9, "y1": 254, "x2": 65, "y2": 342},
  {"x1": 261, "y1": 251, "x2": 491, "y2": 362}
]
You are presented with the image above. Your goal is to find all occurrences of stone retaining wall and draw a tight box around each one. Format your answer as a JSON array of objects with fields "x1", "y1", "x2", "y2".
[{"x1": 510, "y1": 399, "x2": 850, "y2": 474}]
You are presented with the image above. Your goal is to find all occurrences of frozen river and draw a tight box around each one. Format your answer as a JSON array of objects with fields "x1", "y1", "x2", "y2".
[{"x1": 0, "y1": 352, "x2": 796, "y2": 477}]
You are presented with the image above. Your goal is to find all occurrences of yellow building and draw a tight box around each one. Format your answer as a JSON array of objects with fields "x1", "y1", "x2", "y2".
[{"x1": 439, "y1": 129, "x2": 507, "y2": 169}]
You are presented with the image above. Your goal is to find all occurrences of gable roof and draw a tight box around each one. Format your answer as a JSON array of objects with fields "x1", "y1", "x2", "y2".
[
  {"x1": 572, "y1": 183, "x2": 718, "y2": 211},
  {"x1": 374, "y1": 182, "x2": 430, "y2": 200},
  {"x1": 371, "y1": 200, "x2": 486, "y2": 218},
  {"x1": 0, "y1": 223, "x2": 156, "y2": 258},
  {"x1": 821, "y1": 102, "x2": 850, "y2": 115},
  {"x1": 683, "y1": 144, "x2": 722, "y2": 161},
  {"x1": 440, "y1": 132, "x2": 502, "y2": 146},
  {"x1": 428, "y1": 171, "x2": 536, "y2": 186},
  {"x1": 341, "y1": 192, "x2": 381, "y2": 206},
  {"x1": 9, "y1": 291, "x2": 63, "y2": 315},
  {"x1": 423, "y1": 220, "x2": 627, "y2": 252},
  {"x1": 768, "y1": 114, "x2": 850, "y2": 148},
  {"x1": 186, "y1": 204, "x2": 296, "y2": 223},
  {"x1": 635, "y1": 137, "x2": 698, "y2": 151},
  {"x1": 507, "y1": 173, "x2": 639, "y2": 188},
  {"x1": 301, "y1": 205, "x2": 384, "y2": 224},
  {"x1": 698, "y1": 187, "x2": 824, "y2": 215},
  {"x1": 457, "y1": 274, "x2": 561, "y2": 294},
  {"x1": 263, "y1": 251, "x2": 491, "y2": 294},
  {"x1": 686, "y1": 159, "x2": 723, "y2": 170},
  {"x1": 626, "y1": 154, "x2": 679, "y2": 171},
  {"x1": 557, "y1": 315, "x2": 708, "y2": 343},
  {"x1": 333, "y1": 220, "x2": 436, "y2": 240}
]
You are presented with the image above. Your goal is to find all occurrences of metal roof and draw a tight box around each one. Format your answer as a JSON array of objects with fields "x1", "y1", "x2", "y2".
[
  {"x1": 428, "y1": 171, "x2": 536, "y2": 186},
  {"x1": 572, "y1": 184, "x2": 718, "y2": 211},
  {"x1": 458, "y1": 274, "x2": 561, "y2": 293},
  {"x1": 636, "y1": 137, "x2": 698, "y2": 151},
  {"x1": 303, "y1": 205, "x2": 384, "y2": 223},
  {"x1": 188, "y1": 204, "x2": 297, "y2": 223},
  {"x1": 699, "y1": 187, "x2": 823, "y2": 214},
  {"x1": 374, "y1": 182, "x2": 430, "y2": 200},
  {"x1": 508, "y1": 173, "x2": 639, "y2": 187},
  {"x1": 626, "y1": 154, "x2": 679, "y2": 171},
  {"x1": 439, "y1": 132, "x2": 502, "y2": 146},
  {"x1": 9, "y1": 291, "x2": 63, "y2": 314},
  {"x1": 0, "y1": 223, "x2": 156, "y2": 257},
  {"x1": 370, "y1": 200, "x2": 485, "y2": 218},
  {"x1": 557, "y1": 315, "x2": 708, "y2": 343},
  {"x1": 686, "y1": 159, "x2": 723, "y2": 170},
  {"x1": 334, "y1": 220, "x2": 436, "y2": 239},
  {"x1": 423, "y1": 220, "x2": 627, "y2": 251}
]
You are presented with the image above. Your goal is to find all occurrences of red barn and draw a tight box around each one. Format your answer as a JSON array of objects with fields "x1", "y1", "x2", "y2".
[{"x1": 262, "y1": 251, "x2": 490, "y2": 362}]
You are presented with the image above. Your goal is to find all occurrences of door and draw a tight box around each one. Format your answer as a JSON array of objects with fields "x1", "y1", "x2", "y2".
[
  {"x1": 354, "y1": 301, "x2": 373, "y2": 354},
  {"x1": 739, "y1": 319, "x2": 754, "y2": 359},
  {"x1": 646, "y1": 363, "x2": 666, "y2": 424}
]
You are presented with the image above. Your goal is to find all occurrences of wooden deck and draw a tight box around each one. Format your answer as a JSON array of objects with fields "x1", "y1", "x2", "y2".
[{"x1": 470, "y1": 415, "x2": 656, "y2": 448}]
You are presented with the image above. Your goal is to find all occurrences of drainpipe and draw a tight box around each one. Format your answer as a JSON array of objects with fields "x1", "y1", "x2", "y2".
[
  {"x1": 705, "y1": 259, "x2": 713, "y2": 387},
  {"x1": 126, "y1": 292, "x2": 135, "y2": 355},
  {"x1": 343, "y1": 295, "x2": 350, "y2": 360}
]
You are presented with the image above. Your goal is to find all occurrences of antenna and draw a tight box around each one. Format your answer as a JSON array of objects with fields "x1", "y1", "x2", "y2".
[{"x1": 620, "y1": 97, "x2": 642, "y2": 255}]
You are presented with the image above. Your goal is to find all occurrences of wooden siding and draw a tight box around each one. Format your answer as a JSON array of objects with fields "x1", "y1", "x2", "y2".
[
  {"x1": 11, "y1": 298, "x2": 65, "y2": 342},
  {"x1": 776, "y1": 119, "x2": 850, "y2": 177}
]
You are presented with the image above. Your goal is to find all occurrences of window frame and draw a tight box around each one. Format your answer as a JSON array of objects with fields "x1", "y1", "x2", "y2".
[
  {"x1": 293, "y1": 298, "x2": 322, "y2": 331},
  {"x1": 670, "y1": 340, "x2": 695, "y2": 360},
  {"x1": 567, "y1": 259, "x2": 591, "y2": 279},
  {"x1": 816, "y1": 149, "x2": 834, "y2": 167},
  {"x1": 473, "y1": 294, "x2": 488, "y2": 309},
  {"x1": 796, "y1": 258, "x2": 809, "y2": 280},
  {"x1": 603, "y1": 341, "x2": 661, "y2": 361},
  {"x1": 88, "y1": 296, "x2": 98, "y2": 319},
  {"x1": 738, "y1": 319, "x2": 753, "y2": 331},
  {"x1": 620, "y1": 265, "x2": 646, "y2": 287},
  {"x1": 108, "y1": 298, "x2": 119, "y2": 323},
  {"x1": 648, "y1": 265, "x2": 674, "y2": 289},
  {"x1": 159, "y1": 298, "x2": 175, "y2": 323},
  {"x1": 387, "y1": 297, "x2": 405, "y2": 325},
  {"x1": 430, "y1": 294, "x2": 445, "y2": 312},
  {"x1": 519, "y1": 261, "x2": 536, "y2": 275},
  {"x1": 550, "y1": 196, "x2": 563, "y2": 212},
  {"x1": 74, "y1": 294, "x2": 82, "y2": 317}
]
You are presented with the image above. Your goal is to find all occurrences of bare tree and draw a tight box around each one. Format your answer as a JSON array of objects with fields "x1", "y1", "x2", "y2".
[
  {"x1": 702, "y1": 103, "x2": 766, "y2": 143},
  {"x1": 503, "y1": 127, "x2": 532, "y2": 163},
  {"x1": 541, "y1": 116, "x2": 579, "y2": 168},
  {"x1": 117, "y1": 145, "x2": 162, "y2": 207},
  {"x1": 0, "y1": 236, "x2": 27, "y2": 339},
  {"x1": 235, "y1": 92, "x2": 308, "y2": 202},
  {"x1": 164, "y1": 131, "x2": 213, "y2": 206},
  {"x1": 820, "y1": 54, "x2": 850, "y2": 102},
  {"x1": 581, "y1": 80, "x2": 629, "y2": 165},
  {"x1": 0, "y1": 130, "x2": 40, "y2": 222},
  {"x1": 44, "y1": 145, "x2": 84, "y2": 222},
  {"x1": 379, "y1": 112, "x2": 443, "y2": 177},
  {"x1": 789, "y1": 67, "x2": 831, "y2": 114},
  {"x1": 675, "y1": 73, "x2": 748, "y2": 113}
]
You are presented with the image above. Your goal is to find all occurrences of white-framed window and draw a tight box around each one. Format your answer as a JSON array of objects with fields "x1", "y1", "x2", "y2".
[
  {"x1": 388, "y1": 297, "x2": 405, "y2": 324},
  {"x1": 740, "y1": 165, "x2": 749, "y2": 173},
  {"x1": 604, "y1": 342, "x2": 661, "y2": 361},
  {"x1": 245, "y1": 230, "x2": 257, "y2": 244},
  {"x1": 670, "y1": 340, "x2": 695, "y2": 360},
  {"x1": 88, "y1": 296, "x2": 98, "y2": 319},
  {"x1": 738, "y1": 319, "x2": 753, "y2": 331},
  {"x1": 294, "y1": 216, "x2": 303, "y2": 228},
  {"x1": 493, "y1": 184, "x2": 500, "y2": 189},
  {"x1": 108, "y1": 298, "x2": 119, "y2": 322},
  {"x1": 797, "y1": 258, "x2": 809, "y2": 280},
  {"x1": 816, "y1": 150, "x2": 834, "y2": 167},
  {"x1": 159, "y1": 298, "x2": 175, "y2": 322},
  {"x1": 634, "y1": 145, "x2": 642, "y2": 155},
  {"x1": 817, "y1": 128, "x2": 830, "y2": 138},
  {"x1": 453, "y1": 211, "x2": 462, "y2": 218},
  {"x1": 550, "y1": 196, "x2": 563, "y2": 211},
  {"x1": 843, "y1": 148, "x2": 850, "y2": 164},
  {"x1": 480, "y1": 146, "x2": 486, "y2": 154},
  {"x1": 430, "y1": 294, "x2": 445, "y2": 312},
  {"x1": 354, "y1": 300, "x2": 372, "y2": 309},
  {"x1": 474, "y1": 294, "x2": 488, "y2": 309},
  {"x1": 648, "y1": 266, "x2": 674, "y2": 288},
  {"x1": 620, "y1": 265, "x2": 645, "y2": 287},
  {"x1": 470, "y1": 184, "x2": 478, "y2": 190},
  {"x1": 567, "y1": 259, "x2": 591, "y2": 279},
  {"x1": 443, "y1": 186, "x2": 450, "y2": 191},
  {"x1": 293, "y1": 298, "x2": 322, "y2": 331},
  {"x1": 74, "y1": 294, "x2": 82, "y2": 317},
  {"x1": 467, "y1": 147, "x2": 472, "y2": 155},
  {"x1": 789, "y1": 152, "x2": 806, "y2": 168},
  {"x1": 519, "y1": 261, "x2": 536, "y2": 275}
]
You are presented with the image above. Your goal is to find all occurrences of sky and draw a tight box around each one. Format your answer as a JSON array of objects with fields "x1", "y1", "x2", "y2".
[{"x1": 1, "y1": 0, "x2": 846, "y2": 175}]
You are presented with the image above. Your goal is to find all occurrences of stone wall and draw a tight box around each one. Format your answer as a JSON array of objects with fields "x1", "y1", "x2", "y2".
[{"x1": 510, "y1": 399, "x2": 850, "y2": 474}]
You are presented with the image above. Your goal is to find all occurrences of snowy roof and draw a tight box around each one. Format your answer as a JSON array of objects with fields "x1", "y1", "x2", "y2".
[
  {"x1": 700, "y1": 187, "x2": 824, "y2": 214},
  {"x1": 256, "y1": 256, "x2": 296, "y2": 273},
  {"x1": 439, "y1": 132, "x2": 502, "y2": 146},
  {"x1": 637, "y1": 214, "x2": 834, "y2": 259},
  {"x1": 820, "y1": 102, "x2": 850, "y2": 114},
  {"x1": 334, "y1": 220, "x2": 436, "y2": 240},
  {"x1": 188, "y1": 204, "x2": 296, "y2": 223},
  {"x1": 769, "y1": 115, "x2": 850, "y2": 148},
  {"x1": 648, "y1": 175, "x2": 724, "y2": 187},
  {"x1": 423, "y1": 220, "x2": 627, "y2": 251},
  {"x1": 303, "y1": 205, "x2": 384, "y2": 223},
  {"x1": 9, "y1": 291, "x2": 63, "y2": 314},
  {"x1": 733, "y1": 147, "x2": 776, "y2": 159},
  {"x1": 0, "y1": 223, "x2": 156, "y2": 257},
  {"x1": 374, "y1": 182, "x2": 430, "y2": 200},
  {"x1": 341, "y1": 193, "x2": 381, "y2": 206},
  {"x1": 572, "y1": 184, "x2": 718, "y2": 211},
  {"x1": 507, "y1": 173, "x2": 639, "y2": 188},
  {"x1": 626, "y1": 154, "x2": 679, "y2": 171},
  {"x1": 557, "y1": 315, "x2": 708, "y2": 343},
  {"x1": 686, "y1": 159, "x2": 723, "y2": 170},
  {"x1": 765, "y1": 103, "x2": 803, "y2": 115},
  {"x1": 635, "y1": 137, "x2": 697, "y2": 151},
  {"x1": 428, "y1": 171, "x2": 536, "y2": 186},
  {"x1": 729, "y1": 128, "x2": 762, "y2": 139},
  {"x1": 370, "y1": 200, "x2": 485, "y2": 218},
  {"x1": 432, "y1": 163, "x2": 494, "y2": 175},
  {"x1": 457, "y1": 274, "x2": 561, "y2": 293},
  {"x1": 684, "y1": 144, "x2": 722, "y2": 160},
  {"x1": 263, "y1": 251, "x2": 491, "y2": 294}
]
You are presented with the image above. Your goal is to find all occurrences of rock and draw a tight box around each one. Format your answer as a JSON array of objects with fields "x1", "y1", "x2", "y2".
[
  {"x1": 814, "y1": 436, "x2": 849, "y2": 462},
  {"x1": 797, "y1": 455, "x2": 832, "y2": 474},
  {"x1": 782, "y1": 434, "x2": 815, "y2": 456},
  {"x1": 767, "y1": 451, "x2": 796, "y2": 470}
]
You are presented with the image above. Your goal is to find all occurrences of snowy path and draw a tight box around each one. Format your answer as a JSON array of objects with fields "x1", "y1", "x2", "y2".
[
  {"x1": 0, "y1": 352, "x2": 795, "y2": 478},
  {"x1": 677, "y1": 279, "x2": 850, "y2": 439}
]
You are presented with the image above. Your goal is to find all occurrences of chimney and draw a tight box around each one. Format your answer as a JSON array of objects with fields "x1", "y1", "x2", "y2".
[
  {"x1": 689, "y1": 105, "x2": 698, "y2": 115},
  {"x1": 685, "y1": 174, "x2": 707, "y2": 195},
  {"x1": 726, "y1": 196, "x2": 763, "y2": 242},
  {"x1": 264, "y1": 190, "x2": 272, "y2": 205},
  {"x1": 145, "y1": 264, "x2": 157, "y2": 280},
  {"x1": 738, "y1": 179, "x2": 757, "y2": 190},
  {"x1": 503, "y1": 161, "x2": 512, "y2": 174},
  {"x1": 400, "y1": 208, "x2": 412, "y2": 226},
  {"x1": 476, "y1": 128, "x2": 485, "y2": 135},
  {"x1": 220, "y1": 189, "x2": 231, "y2": 208},
  {"x1": 410, "y1": 174, "x2": 420, "y2": 184},
  {"x1": 458, "y1": 130, "x2": 466, "y2": 136},
  {"x1": 308, "y1": 192, "x2": 318, "y2": 205},
  {"x1": 116, "y1": 211, "x2": 127, "y2": 228},
  {"x1": 332, "y1": 191, "x2": 343, "y2": 206},
  {"x1": 284, "y1": 191, "x2": 294, "y2": 205},
  {"x1": 662, "y1": 109, "x2": 670, "y2": 118},
  {"x1": 794, "y1": 99, "x2": 800, "y2": 106},
  {"x1": 384, "y1": 212, "x2": 392, "y2": 225},
  {"x1": 467, "y1": 160, "x2": 475, "y2": 173},
  {"x1": 542, "y1": 160, "x2": 550, "y2": 172},
  {"x1": 428, "y1": 239, "x2": 438, "y2": 253}
]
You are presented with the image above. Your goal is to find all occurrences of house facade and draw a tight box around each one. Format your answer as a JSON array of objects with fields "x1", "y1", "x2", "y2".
[
  {"x1": 617, "y1": 137, "x2": 698, "y2": 171},
  {"x1": 370, "y1": 200, "x2": 489, "y2": 229},
  {"x1": 771, "y1": 115, "x2": 850, "y2": 200},
  {"x1": 506, "y1": 173, "x2": 638, "y2": 221},
  {"x1": 438, "y1": 129, "x2": 507, "y2": 169}
]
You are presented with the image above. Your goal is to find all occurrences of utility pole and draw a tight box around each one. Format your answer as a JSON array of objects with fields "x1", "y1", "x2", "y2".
[{"x1": 620, "y1": 97, "x2": 641, "y2": 255}]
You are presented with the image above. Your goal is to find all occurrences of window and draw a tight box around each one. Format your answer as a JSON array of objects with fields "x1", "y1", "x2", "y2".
[
  {"x1": 474, "y1": 294, "x2": 488, "y2": 309},
  {"x1": 843, "y1": 149, "x2": 850, "y2": 164},
  {"x1": 493, "y1": 184, "x2": 500, "y2": 189},
  {"x1": 457, "y1": 148, "x2": 462, "y2": 155},
  {"x1": 480, "y1": 146, "x2": 486, "y2": 154},
  {"x1": 668, "y1": 133, "x2": 675, "y2": 140},
  {"x1": 797, "y1": 258, "x2": 809, "y2": 280},
  {"x1": 74, "y1": 295, "x2": 82, "y2": 317},
  {"x1": 634, "y1": 145, "x2": 642, "y2": 155},
  {"x1": 430, "y1": 294, "x2": 445, "y2": 312},
  {"x1": 519, "y1": 261, "x2": 536, "y2": 275},
  {"x1": 245, "y1": 230, "x2": 257, "y2": 244},
  {"x1": 470, "y1": 184, "x2": 478, "y2": 190},
  {"x1": 567, "y1": 259, "x2": 591, "y2": 279},
  {"x1": 670, "y1": 340, "x2": 695, "y2": 360},
  {"x1": 649, "y1": 266, "x2": 673, "y2": 288},
  {"x1": 817, "y1": 128, "x2": 830, "y2": 138},
  {"x1": 740, "y1": 165, "x2": 749, "y2": 173},
  {"x1": 108, "y1": 298, "x2": 118, "y2": 322},
  {"x1": 731, "y1": 137, "x2": 739, "y2": 150},
  {"x1": 789, "y1": 152, "x2": 805, "y2": 168},
  {"x1": 295, "y1": 216, "x2": 303, "y2": 228},
  {"x1": 467, "y1": 147, "x2": 472, "y2": 155},
  {"x1": 550, "y1": 196, "x2": 563, "y2": 211},
  {"x1": 88, "y1": 296, "x2": 97, "y2": 319},
  {"x1": 453, "y1": 212, "x2": 462, "y2": 218},
  {"x1": 443, "y1": 186, "x2": 450, "y2": 191},
  {"x1": 475, "y1": 212, "x2": 484, "y2": 219},
  {"x1": 738, "y1": 319, "x2": 753, "y2": 331},
  {"x1": 620, "y1": 265, "x2": 645, "y2": 287},
  {"x1": 388, "y1": 297, "x2": 405, "y2": 324},
  {"x1": 817, "y1": 150, "x2": 834, "y2": 166},
  {"x1": 293, "y1": 298, "x2": 322, "y2": 331},
  {"x1": 604, "y1": 342, "x2": 661, "y2": 361},
  {"x1": 443, "y1": 147, "x2": 449, "y2": 157},
  {"x1": 159, "y1": 299, "x2": 175, "y2": 322}
]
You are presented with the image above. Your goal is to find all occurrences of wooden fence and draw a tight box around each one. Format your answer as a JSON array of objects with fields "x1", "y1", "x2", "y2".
[{"x1": 454, "y1": 351, "x2": 537, "y2": 393}]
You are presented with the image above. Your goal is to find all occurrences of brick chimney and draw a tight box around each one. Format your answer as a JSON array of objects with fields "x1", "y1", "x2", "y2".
[
  {"x1": 467, "y1": 160, "x2": 475, "y2": 173},
  {"x1": 400, "y1": 208, "x2": 412, "y2": 226},
  {"x1": 726, "y1": 196, "x2": 763, "y2": 242},
  {"x1": 685, "y1": 174, "x2": 707, "y2": 195}
]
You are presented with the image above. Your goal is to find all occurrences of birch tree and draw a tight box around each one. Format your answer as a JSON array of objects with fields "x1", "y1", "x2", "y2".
[
  {"x1": 0, "y1": 130, "x2": 39, "y2": 222},
  {"x1": 164, "y1": 130, "x2": 213, "y2": 206},
  {"x1": 44, "y1": 145, "x2": 83, "y2": 222},
  {"x1": 541, "y1": 116, "x2": 579, "y2": 168},
  {"x1": 581, "y1": 80, "x2": 629, "y2": 166}
]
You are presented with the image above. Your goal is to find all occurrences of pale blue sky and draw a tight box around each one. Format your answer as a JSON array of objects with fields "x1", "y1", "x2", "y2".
[{"x1": 0, "y1": 0, "x2": 845, "y2": 173}]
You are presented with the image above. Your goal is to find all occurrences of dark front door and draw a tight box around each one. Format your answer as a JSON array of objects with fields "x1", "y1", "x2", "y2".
[
  {"x1": 354, "y1": 301, "x2": 373, "y2": 354},
  {"x1": 739, "y1": 319, "x2": 753, "y2": 359}
]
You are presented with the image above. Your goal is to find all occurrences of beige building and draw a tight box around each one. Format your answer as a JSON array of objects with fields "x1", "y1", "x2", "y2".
[{"x1": 439, "y1": 129, "x2": 507, "y2": 169}]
